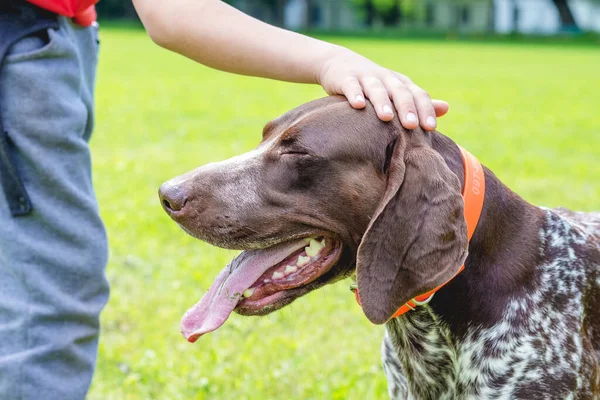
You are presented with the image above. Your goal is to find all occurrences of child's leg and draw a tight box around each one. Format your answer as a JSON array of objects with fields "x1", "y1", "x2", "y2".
[{"x1": 0, "y1": 14, "x2": 109, "y2": 400}]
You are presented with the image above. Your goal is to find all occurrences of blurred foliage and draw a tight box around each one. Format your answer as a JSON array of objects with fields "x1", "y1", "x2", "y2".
[
  {"x1": 372, "y1": 0, "x2": 418, "y2": 16},
  {"x1": 351, "y1": 0, "x2": 485, "y2": 27},
  {"x1": 96, "y1": 0, "x2": 138, "y2": 20}
]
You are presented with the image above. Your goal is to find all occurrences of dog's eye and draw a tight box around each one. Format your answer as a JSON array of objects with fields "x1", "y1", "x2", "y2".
[
  {"x1": 281, "y1": 150, "x2": 309, "y2": 156},
  {"x1": 279, "y1": 137, "x2": 310, "y2": 157}
]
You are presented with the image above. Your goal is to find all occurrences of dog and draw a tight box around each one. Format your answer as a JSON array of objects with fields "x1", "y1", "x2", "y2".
[{"x1": 159, "y1": 96, "x2": 600, "y2": 399}]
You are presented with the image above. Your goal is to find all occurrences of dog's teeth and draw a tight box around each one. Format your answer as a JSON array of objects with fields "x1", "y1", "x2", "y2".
[
  {"x1": 243, "y1": 288, "x2": 255, "y2": 298},
  {"x1": 297, "y1": 255, "x2": 310, "y2": 267},
  {"x1": 272, "y1": 271, "x2": 284, "y2": 280},
  {"x1": 264, "y1": 279, "x2": 271, "y2": 283},
  {"x1": 284, "y1": 265, "x2": 297, "y2": 275},
  {"x1": 305, "y1": 238, "x2": 325, "y2": 257},
  {"x1": 320, "y1": 238, "x2": 326, "y2": 246},
  {"x1": 305, "y1": 246, "x2": 318, "y2": 257}
]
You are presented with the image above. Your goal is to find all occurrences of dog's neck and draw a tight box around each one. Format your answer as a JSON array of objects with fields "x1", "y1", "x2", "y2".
[
  {"x1": 427, "y1": 132, "x2": 545, "y2": 334},
  {"x1": 383, "y1": 133, "x2": 546, "y2": 398}
]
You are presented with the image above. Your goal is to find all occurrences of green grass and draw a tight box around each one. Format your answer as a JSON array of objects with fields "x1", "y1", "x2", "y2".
[{"x1": 88, "y1": 27, "x2": 599, "y2": 400}]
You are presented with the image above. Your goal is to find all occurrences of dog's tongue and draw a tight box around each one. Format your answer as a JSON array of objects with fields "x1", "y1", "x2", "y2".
[{"x1": 180, "y1": 238, "x2": 308, "y2": 343}]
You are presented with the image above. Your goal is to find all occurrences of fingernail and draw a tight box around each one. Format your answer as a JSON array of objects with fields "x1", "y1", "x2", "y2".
[
  {"x1": 427, "y1": 116, "x2": 436, "y2": 128},
  {"x1": 383, "y1": 105, "x2": 393, "y2": 115},
  {"x1": 406, "y1": 113, "x2": 417, "y2": 123},
  {"x1": 355, "y1": 95, "x2": 365, "y2": 103}
]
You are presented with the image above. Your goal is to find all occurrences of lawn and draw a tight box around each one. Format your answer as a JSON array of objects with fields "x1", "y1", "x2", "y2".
[{"x1": 88, "y1": 26, "x2": 599, "y2": 400}]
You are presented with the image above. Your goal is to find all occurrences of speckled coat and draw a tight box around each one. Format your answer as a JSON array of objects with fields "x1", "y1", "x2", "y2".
[{"x1": 382, "y1": 209, "x2": 600, "y2": 400}]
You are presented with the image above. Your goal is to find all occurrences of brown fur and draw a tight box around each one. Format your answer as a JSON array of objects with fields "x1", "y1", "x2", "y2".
[{"x1": 160, "y1": 96, "x2": 600, "y2": 397}]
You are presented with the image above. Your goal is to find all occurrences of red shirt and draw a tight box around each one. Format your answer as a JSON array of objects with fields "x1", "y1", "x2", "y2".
[{"x1": 26, "y1": 0, "x2": 98, "y2": 27}]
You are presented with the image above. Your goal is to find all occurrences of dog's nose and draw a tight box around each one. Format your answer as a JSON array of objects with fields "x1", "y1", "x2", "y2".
[{"x1": 159, "y1": 182, "x2": 188, "y2": 213}]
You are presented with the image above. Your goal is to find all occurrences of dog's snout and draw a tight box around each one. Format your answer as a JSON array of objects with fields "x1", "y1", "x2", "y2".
[{"x1": 159, "y1": 182, "x2": 188, "y2": 213}]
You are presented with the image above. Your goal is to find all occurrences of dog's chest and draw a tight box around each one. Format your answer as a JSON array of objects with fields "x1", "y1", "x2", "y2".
[{"x1": 382, "y1": 210, "x2": 600, "y2": 399}]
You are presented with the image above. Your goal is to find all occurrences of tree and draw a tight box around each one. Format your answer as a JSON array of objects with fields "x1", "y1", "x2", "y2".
[
  {"x1": 96, "y1": 0, "x2": 138, "y2": 19},
  {"x1": 511, "y1": 0, "x2": 519, "y2": 33},
  {"x1": 304, "y1": 0, "x2": 314, "y2": 29},
  {"x1": 363, "y1": 0, "x2": 376, "y2": 27},
  {"x1": 375, "y1": 0, "x2": 402, "y2": 26},
  {"x1": 353, "y1": 0, "x2": 415, "y2": 28},
  {"x1": 550, "y1": 0, "x2": 579, "y2": 32},
  {"x1": 264, "y1": 0, "x2": 287, "y2": 28}
]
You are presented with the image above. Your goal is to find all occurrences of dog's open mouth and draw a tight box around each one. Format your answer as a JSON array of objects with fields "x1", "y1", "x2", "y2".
[{"x1": 180, "y1": 236, "x2": 342, "y2": 343}]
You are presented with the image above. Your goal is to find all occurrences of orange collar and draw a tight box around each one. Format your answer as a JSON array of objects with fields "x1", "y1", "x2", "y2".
[{"x1": 352, "y1": 146, "x2": 485, "y2": 318}]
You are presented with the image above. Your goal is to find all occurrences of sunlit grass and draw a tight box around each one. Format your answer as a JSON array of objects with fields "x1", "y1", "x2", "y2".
[{"x1": 88, "y1": 27, "x2": 599, "y2": 400}]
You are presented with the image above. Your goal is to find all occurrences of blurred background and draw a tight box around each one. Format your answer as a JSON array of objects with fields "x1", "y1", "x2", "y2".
[
  {"x1": 89, "y1": 1, "x2": 599, "y2": 399},
  {"x1": 97, "y1": 0, "x2": 600, "y2": 35}
]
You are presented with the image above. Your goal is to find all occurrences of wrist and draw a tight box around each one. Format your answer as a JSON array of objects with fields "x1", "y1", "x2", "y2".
[{"x1": 314, "y1": 44, "x2": 347, "y2": 86}]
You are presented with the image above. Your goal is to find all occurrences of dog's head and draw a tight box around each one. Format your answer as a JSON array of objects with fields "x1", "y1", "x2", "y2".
[{"x1": 160, "y1": 96, "x2": 468, "y2": 342}]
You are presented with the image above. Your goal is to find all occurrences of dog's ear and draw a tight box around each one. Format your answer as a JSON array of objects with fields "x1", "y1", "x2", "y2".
[{"x1": 356, "y1": 131, "x2": 468, "y2": 324}]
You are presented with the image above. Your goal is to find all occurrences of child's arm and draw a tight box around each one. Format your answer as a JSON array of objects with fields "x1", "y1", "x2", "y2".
[{"x1": 132, "y1": 0, "x2": 448, "y2": 129}]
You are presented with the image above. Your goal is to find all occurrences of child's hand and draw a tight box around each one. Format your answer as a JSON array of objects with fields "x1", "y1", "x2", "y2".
[{"x1": 318, "y1": 47, "x2": 449, "y2": 130}]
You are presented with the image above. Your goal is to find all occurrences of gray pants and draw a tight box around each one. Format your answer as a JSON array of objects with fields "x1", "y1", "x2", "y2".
[{"x1": 0, "y1": 14, "x2": 109, "y2": 400}]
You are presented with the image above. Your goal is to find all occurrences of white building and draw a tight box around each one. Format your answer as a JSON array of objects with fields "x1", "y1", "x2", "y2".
[
  {"x1": 418, "y1": 0, "x2": 600, "y2": 34},
  {"x1": 495, "y1": 0, "x2": 600, "y2": 34}
]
